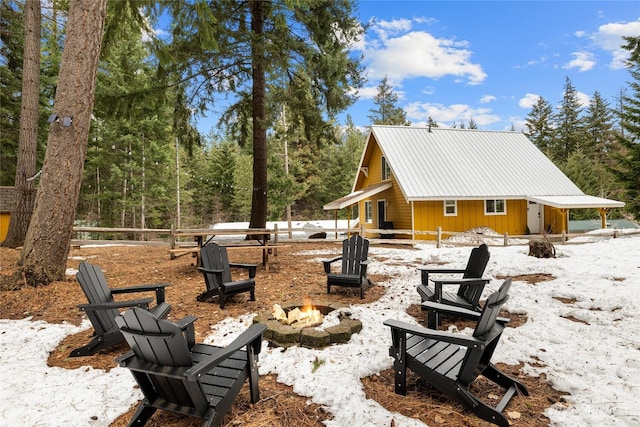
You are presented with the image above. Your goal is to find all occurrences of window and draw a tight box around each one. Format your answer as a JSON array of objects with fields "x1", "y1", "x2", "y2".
[
  {"x1": 365, "y1": 200, "x2": 373, "y2": 223},
  {"x1": 444, "y1": 200, "x2": 457, "y2": 216},
  {"x1": 381, "y1": 156, "x2": 391, "y2": 180},
  {"x1": 485, "y1": 199, "x2": 506, "y2": 215}
]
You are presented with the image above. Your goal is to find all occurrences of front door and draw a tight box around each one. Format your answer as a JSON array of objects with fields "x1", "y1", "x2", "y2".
[{"x1": 527, "y1": 201, "x2": 541, "y2": 234}]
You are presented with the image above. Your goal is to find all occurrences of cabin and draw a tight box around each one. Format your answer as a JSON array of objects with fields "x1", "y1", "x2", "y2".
[
  {"x1": 324, "y1": 125, "x2": 624, "y2": 240},
  {"x1": 0, "y1": 187, "x2": 14, "y2": 242}
]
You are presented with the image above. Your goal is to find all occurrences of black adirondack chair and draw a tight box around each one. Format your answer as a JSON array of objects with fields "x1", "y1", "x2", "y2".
[
  {"x1": 417, "y1": 243, "x2": 490, "y2": 328},
  {"x1": 115, "y1": 308, "x2": 267, "y2": 427},
  {"x1": 385, "y1": 278, "x2": 528, "y2": 427},
  {"x1": 71, "y1": 261, "x2": 171, "y2": 357},
  {"x1": 197, "y1": 243, "x2": 257, "y2": 309},
  {"x1": 322, "y1": 234, "x2": 371, "y2": 299}
]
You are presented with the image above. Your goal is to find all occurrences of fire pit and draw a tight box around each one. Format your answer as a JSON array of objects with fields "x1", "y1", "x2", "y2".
[{"x1": 253, "y1": 300, "x2": 362, "y2": 349}]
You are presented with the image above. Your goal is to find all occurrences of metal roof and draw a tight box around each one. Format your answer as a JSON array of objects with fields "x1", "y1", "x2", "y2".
[
  {"x1": 526, "y1": 195, "x2": 625, "y2": 209},
  {"x1": 323, "y1": 182, "x2": 392, "y2": 210},
  {"x1": 369, "y1": 126, "x2": 586, "y2": 200}
]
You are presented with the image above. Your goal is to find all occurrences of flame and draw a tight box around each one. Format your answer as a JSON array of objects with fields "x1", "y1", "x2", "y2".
[{"x1": 272, "y1": 297, "x2": 323, "y2": 328}]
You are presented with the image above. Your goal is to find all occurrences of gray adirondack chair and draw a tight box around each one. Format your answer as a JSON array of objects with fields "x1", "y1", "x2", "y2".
[
  {"x1": 417, "y1": 243, "x2": 490, "y2": 328},
  {"x1": 71, "y1": 261, "x2": 171, "y2": 357},
  {"x1": 322, "y1": 234, "x2": 371, "y2": 299},
  {"x1": 115, "y1": 308, "x2": 266, "y2": 427},
  {"x1": 385, "y1": 278, "x2": 528, "y2": 427},
  {"x1": 197, "y1": 243, "x2": 257, "y2": 309}
]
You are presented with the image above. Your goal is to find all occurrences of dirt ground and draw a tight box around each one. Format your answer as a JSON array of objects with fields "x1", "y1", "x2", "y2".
[{"x1": 0, "y1": 242, "x2": 565, "y2": 426}]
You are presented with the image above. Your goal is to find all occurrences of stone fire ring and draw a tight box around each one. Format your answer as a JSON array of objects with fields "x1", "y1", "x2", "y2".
[{"x1": 252, "y1": 301, "x2": 362, "y2": 349}]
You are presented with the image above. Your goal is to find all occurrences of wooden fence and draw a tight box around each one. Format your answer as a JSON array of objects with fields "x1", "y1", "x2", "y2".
[{"x1": 72, "y1": 224, "x2": 640, "y2": 248}]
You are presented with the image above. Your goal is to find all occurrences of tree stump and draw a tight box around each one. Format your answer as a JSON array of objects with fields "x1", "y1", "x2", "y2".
[{"x1": 528, "y1": 240, "x2": 556, "y2": 258}]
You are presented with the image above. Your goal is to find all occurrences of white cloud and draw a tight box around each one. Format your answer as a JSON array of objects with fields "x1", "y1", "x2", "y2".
[
  {"x1": 351, "y1": 85, "x2": 379, "y2": 100},
  {"x1": 563, "y1": 51, "x2": 596, "y2": 72},
  {"x1": 364, "y1": 30, "x2": 487, "y2": 85},
  {"x1": 374, "y1": 18, "x2": 413, "y2": 38},
  {"x1": 590, "y1": 19, "x2": 640, "y2": 69},
  {"x1": 519, "y1": 93, "x2": 541, "y2": 109},
  {"x1": 576, "y1": 91, "x2": 591, "y2": 108},
  {"x1": 480, "y1": 95, "x2": 496, "y2": 104},
  {"x1": 360, "y1": 18, "x2": 487, "y2": 86},
  {"x1": 404, "y1": 101, "x2": 500, "y2": 127}
]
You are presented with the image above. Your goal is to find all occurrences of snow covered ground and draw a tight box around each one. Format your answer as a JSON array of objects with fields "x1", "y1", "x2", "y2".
[{"x1": 1, "y1": 230, "x2": 639, "y2": 426}]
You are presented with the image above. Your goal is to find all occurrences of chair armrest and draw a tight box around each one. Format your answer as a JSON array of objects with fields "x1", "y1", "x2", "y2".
[
  {"x1": 417, "y1": 267, "x2": 466, "y2": 284},
  {"x1": 175, "y1": 315, "x2": 198, "y2": 349},
  {"x1": 111, "y1": 283, "x2": 170, "y2": 304},
  {"x1": 78, "y1": 297, "x2": 154, "y2": 311},
  {"x1": 185, "y1": 324, "x2": 267, "y2": 381},
  {"x1": 229, "y1": 263, "x2": 258, "y2": 279},
  {"x1": 384, "y1": 319, "x2": 483, "y2": 348},
  {"x1": 422, "y1": 301, "x2": 510, "y2": 324},
  {"x1": 322, "y1": 256, "x2": 342, "y2": 274},
  {"x1": 111, "y1": 283, "x2": 170, "y2": 293}
]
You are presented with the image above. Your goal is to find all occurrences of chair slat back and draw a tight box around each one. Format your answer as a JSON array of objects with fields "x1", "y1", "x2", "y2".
[
  {"x1": 116, "y1": 307, "x2": 192, "y2": 367},
  {"x1": 76, "y1": 262, "x2": 119, "y2": 334},
  {"x1": 341, "y1": 235, "x2": 369, "y2": 275},
  {"x1": 473, "y1": 278, "x2": 511, "y2": 337},
  {"x1": 201, "y1": 243, "x2": 232, "y2": 288},
  {"x1": 458, "y1": 244, "x2": 490, "y2": 303}
]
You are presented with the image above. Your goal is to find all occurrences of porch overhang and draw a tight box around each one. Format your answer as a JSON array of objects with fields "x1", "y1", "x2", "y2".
[
  {"x1": 526, "y1": 195, "x2": 624, "y2": 209},
  {"x1": 323, "y1": 182, "x2": 392, "y2": 210}
]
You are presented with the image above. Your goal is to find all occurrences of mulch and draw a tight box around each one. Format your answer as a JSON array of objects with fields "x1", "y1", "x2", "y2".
[{"x1": 0, "y1": 242, "x2": 566, "y2": 426}]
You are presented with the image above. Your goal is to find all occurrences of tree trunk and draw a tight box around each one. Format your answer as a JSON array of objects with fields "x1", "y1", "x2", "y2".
[
  {"x1": 3, "y1": 0, "x2": 41, "y2": 248},
  {"x1": 20, "y1": 0, "x2": 107, "y2": 284},
  {"x1": 249, "y1": 0, "x2": 267, "y2": 231}
]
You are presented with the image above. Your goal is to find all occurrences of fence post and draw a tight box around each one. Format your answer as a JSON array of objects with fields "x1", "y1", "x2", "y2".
[
  {"x1": 503, "y1": 232, "x2": 508, "y2": 246},
  {"x1": 562, "y1": 230, "x2": 567, "y2": 243},
  {"x1": 437, "y1": 226, "x2": 442, "y2": 248}
]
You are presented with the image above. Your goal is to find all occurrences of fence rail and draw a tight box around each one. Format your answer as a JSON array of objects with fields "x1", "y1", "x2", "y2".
[{"x1": 72, "y1": 224, "x2": 640, "y2": 248}]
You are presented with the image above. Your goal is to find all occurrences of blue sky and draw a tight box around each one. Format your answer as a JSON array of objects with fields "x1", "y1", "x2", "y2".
[
  {"x1": 192, "y1": 1, "x2": 639, "y2": 134},
  {"x1": 346, "y1": 0, "x2": 639, "y2": 131}
]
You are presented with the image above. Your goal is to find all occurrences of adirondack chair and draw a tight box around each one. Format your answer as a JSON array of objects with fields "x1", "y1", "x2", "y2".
[
  {"x1": 385, "y1": 278, "x2": 528, "y2": 427},
  {"x1": 417, "y1": 243, "x2": 490, "y2": 328},
  {"x1": 322, "y1": 234, "x2": 371, "y2": 299},
  {"x1": 197, "y1": 243, "x2": 257, "y2": 309},
  {"x1": 115, "y1": 308, "x2": 267, "y2": 427},
  {"x1": 71, "y1": 261, "x2": 171, "y2": 357}
]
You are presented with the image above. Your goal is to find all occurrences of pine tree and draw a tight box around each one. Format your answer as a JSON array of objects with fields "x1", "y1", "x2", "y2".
[
  {"x1": 583, "y1": 91, "x2": 616, "y2": 163},
  {"x1": 551, "y1": 76, "x2": 585, "y2": 163},
  {"x1": 610, "y1": 36, "x2": 640, "y2": 219},
  {"x1": 368, "y1": 76, "x2": 409, "y2": 125},
  {"x1": 2, "y1": 0, "x2": 40, "y2": 248},
  {"x1": 162, "y1": 0, "x2": 364, "y2": 228},
  {"x1": 20, "y1": 0, "x2": 108, "y2": 284}
]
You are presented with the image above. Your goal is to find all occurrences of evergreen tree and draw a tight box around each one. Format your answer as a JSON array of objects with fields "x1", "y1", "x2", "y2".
[
  {"x1": 368, "y1": 76, "x2": 409, "y2": 125},
  {"x1": 610, "y1": 36, "x2": 640, "y2": 219},
  {"x1": 2, "y1": 0, "x2": 40, "y2": 248},
  {"x1": 20, "y1": 0, "x2": 108, "y2": 284},
  {"x1": 161, "y1": 0, "x2": 364, "y2": 228},
  {"x1": 0, "y1": 0, "x2": 24, "y2": 185},
  {"x1": 551, "y1": 76, "x2": 585, "y2": 163},
  {"x1": 583, "y1": 91, "x2": 616, "y2": 164}
]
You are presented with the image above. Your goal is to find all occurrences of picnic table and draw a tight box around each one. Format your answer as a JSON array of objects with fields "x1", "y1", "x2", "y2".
[{"x1": 169, "y1": 227, "x2": 288, "y2": 270}]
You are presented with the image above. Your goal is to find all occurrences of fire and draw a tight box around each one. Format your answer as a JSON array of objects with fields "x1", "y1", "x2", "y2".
[{"x1": 272, "y1": 297, "x2": 323, "y2": 328}]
